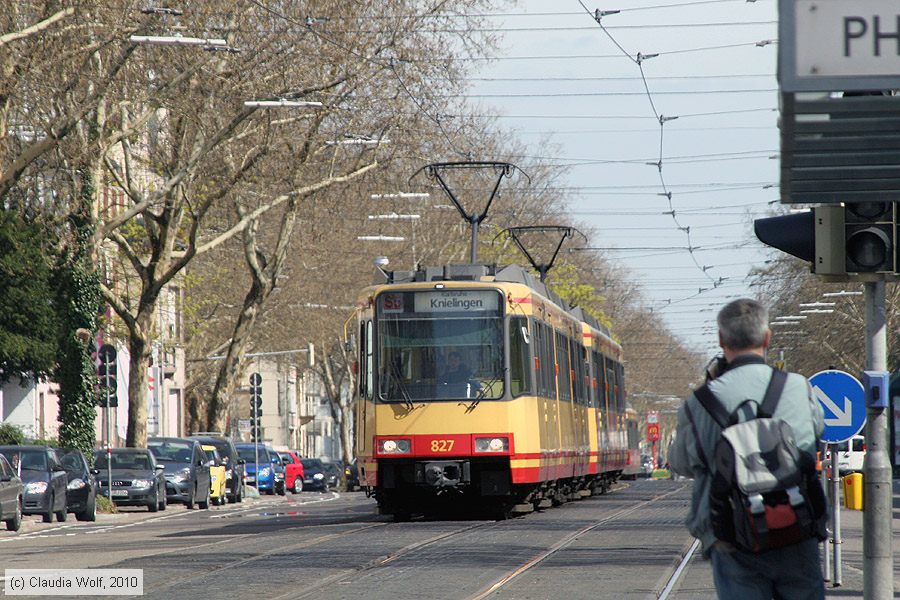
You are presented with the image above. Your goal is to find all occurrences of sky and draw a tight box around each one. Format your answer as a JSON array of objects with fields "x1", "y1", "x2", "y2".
[{"x1": 464, "y1": 0, "x2": 785, "y2": 356}]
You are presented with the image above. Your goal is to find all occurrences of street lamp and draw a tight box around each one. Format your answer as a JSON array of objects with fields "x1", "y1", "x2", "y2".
[
  {"x1": 370, "y1": 192, "x2": 430, "y2": 200},
  {"x1": 130, "y1": 35, "x2": 227, "y2": 46},
  {"x1": 326, "y1": 135, "x2": 390, "y2": 146},
  {"x1": 357, "y1": 235, "x2": 405, "y2": 242},
  {"x1": 244, "y1": 99, "x2": 323, "y2": 108}
]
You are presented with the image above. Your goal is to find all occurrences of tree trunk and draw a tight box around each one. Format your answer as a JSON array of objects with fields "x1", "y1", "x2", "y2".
[
  {"x1": 125, "y1": 317, "x2": 151, "y2": 447},
  {"x1": 207, "y1": 298, "x2": 260, "y2": 433}
]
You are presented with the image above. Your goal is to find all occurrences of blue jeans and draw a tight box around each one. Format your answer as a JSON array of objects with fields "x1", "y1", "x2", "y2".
[{"x1": 710, "y1": 538, "x2": 824, "y2": 600}]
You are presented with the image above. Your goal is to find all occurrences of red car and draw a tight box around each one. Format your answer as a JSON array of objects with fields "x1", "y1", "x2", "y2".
[{"x1": 278, "y1": 451, "x2": 306, "y2": 494}]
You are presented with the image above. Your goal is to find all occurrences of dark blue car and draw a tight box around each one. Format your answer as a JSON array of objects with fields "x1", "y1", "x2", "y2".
[{"x1": 0, "y1": 446, "x2": 67, "y2": 523}]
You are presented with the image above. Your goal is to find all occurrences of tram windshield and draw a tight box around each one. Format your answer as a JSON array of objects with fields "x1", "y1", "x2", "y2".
[{"x1": 376, "y1": 289, "x2": 504, "y2": 401}]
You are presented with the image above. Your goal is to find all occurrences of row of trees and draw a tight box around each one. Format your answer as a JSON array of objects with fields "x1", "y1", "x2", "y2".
[{"x1": 1, "y1": 1, "x2": 703, "y2": 461}]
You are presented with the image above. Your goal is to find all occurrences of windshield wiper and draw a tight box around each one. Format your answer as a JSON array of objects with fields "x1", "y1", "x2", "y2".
[
  {"x1": 462, "y1": 376, "x2": 499, "y2": 413},
  {"x1": 386, "y1": 363, "x2": 414, "y2": 411}
]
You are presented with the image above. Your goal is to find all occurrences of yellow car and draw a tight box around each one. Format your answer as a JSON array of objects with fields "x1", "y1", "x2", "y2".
[{"x1": 202, "y1": 445, "x2": 227, "y2": 506}]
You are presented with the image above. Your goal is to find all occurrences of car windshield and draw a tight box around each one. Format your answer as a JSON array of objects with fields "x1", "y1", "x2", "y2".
[
  {"x1": 0, "y1": 449, "x2": 46, "y2": 471},
  {"x1": 203, "y1": 440, "x2": 231, "y2": 462},
  {"x1": 377, "y1": 290, "x2": 504, "y2": 402},
  {"x1": 56, "y1": 450, "x2": 86, "y2": 474},
  {"x1": 238, "y1": 447, "x2": 270, "y2": 462},
  {"x1": 203, "y1": 449, "x2": 218, "y2": 463},
  {"x1": 148, "y1": 442, "x2": 193, "y2": 462},
  {"x1": 300, "y1": 459, "x2": 323, "y2": 471},
  {"x1": 95, "y1": 453, "x2": 152, "y2": 470}
]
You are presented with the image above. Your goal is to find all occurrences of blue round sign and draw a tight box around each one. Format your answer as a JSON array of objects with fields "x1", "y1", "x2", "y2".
[{"x1": 809, "y1": 370, "x2": 866, "y2": 443}]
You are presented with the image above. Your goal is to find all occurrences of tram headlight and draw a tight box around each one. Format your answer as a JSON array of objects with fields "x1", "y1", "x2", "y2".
[
  {"x1": 474, "y1": 437, "x2": 509, "y2": 453},
  {"x1": 378, "y1": 438, "x2": 411, "y2": 454}
]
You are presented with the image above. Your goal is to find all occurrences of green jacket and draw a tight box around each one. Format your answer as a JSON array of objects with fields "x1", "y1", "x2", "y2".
[{"x1": 669, "y1": 355, "x2": 824, "y2": 555}]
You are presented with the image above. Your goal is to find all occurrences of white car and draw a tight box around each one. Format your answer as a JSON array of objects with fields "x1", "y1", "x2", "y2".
[{"x1": 826, "y1": 435, "x2": 865, "y2": 475}]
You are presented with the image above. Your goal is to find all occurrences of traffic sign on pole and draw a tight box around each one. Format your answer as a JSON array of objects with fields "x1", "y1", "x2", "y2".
[{"x1": 809, "y1": 369, "x2": 866, "y2": 443}]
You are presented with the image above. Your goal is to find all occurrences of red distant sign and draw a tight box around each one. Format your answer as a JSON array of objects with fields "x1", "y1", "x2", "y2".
[{"x1": 647, "y1": 423, "x2": 660, "y2": 441}]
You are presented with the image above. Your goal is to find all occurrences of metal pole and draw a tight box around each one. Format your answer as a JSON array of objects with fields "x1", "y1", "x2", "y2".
[
  {"x1": 254, "y1": 386, "x2": 259, "y2": 492},
  {"x1": 863, "y1": 280, "x2": 893, "y2": 600},
  {"x1": 470, "y1": 219, "x2": 478, "y2": 264},
  {"x1": 106, "y1": 385, "x2": 112, "y2": 500},
  {"x1": 822, "y1": 444, "x2": 831, "y2": 582},
  {"x1": 831, "y1": 451, "x2": 842, "y2": 586}
]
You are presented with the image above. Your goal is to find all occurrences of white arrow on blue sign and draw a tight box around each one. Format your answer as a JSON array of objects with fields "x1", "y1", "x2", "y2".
[{"x1": 809, "y1": 369, "x2": 866, "y2": 444}]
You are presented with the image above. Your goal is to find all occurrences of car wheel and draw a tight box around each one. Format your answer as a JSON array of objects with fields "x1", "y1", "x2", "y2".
[
  {"x1": 5, "y1": 496, "x2": 22, "y2": 531},
  {"x1": 148, "y1": 487, "x2": 159, "y2": 512},
  {"x1": 185, "y1": 486, "x2": 195, "y2": 510},
  {"x1": 159, "y1": 486, "x2": 167, "y2": 511},
  {"x1": 76, "y1": 494, "x2": 96, "y2": 522},
  {"x1": 199, "y1": 485, "x2": 210, "y2": 510},
  {"x1": 292, "y1": 478, "x2": 303, "y2": 494},
  {"x1": 236, "y1": 483, "x2": 243, "y2": 503},
  {"x1": 42, "y1": 492, "x2": 54, "y2": 523}
]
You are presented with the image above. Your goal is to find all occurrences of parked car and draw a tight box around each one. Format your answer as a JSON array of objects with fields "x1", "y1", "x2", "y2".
[
  {"x1": 236, "y1": 444, "x2": 280, "y2": 495},
  {"x1": 344, "y1": 459, "x2": 359, "y2": 491},
  {"x1": 826, "y1": 435, "x2": 866, "y2": 475},
  {"x1": 0, "y1": 454, "x2": 23, "y2": 531},
  {"x1": 322, "y1": 461, "x2": 342, "y2": 489},
  {"x1": 53, "y1": 448, "x2": 98, "y2": 521},
  {"x1": 93, "y1": 448, "x2": 166, "y2": 512},
  {"x1": 188, "y1": 434, "x2": 244, "y2": 503},
  {"x1": 277, "y1": 451, "x2": 306, "y2": 494},
  {"x1": 201, "y1": 445, "x2": 227, "y2": 505},
  {"x1": 148, "y1": 438, "x2": 212, "y2": 509},
  {"x1": 0, "y1": 445, "x2": 68, "y2": 523},
  {"x1": 299, "y1": 458, "x2": 329, "y2": 492}
]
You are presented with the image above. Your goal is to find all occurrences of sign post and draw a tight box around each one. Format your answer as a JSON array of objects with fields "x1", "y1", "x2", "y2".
[
  {"x1": 98, "y1": 344, "x2": 117, "y2": 501},
  {"x1": 810, "y1": 369, "x2": 867, "y2": 588},
  {"x1": 647, "y1": 412, "x2": 660, "y2": 469}
]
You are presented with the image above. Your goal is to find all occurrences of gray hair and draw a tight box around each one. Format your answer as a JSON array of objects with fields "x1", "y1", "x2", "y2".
[{"x1": 717, "y1": 298, "x2": 769, "y2": 350}]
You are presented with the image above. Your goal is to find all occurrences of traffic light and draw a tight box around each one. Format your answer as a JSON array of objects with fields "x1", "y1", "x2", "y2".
[
  {"x1": 844, "y1": 202, "x2": 894, "y2": 273},
  {"x1": 249, "y1": 372, "x2": 262, "y2": 416},
  {"x1": 250, "y1": 417, "x2": 261, "y2": 442},
  {"x1": 754, "y1": 203, "x2": 899, "y2": 276},
  {"x1": 98, "y1": 361, "x2": 117, "y2": 390}
]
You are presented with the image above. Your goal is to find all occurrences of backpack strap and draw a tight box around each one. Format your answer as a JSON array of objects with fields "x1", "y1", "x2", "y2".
[
  {"x1": 758, "y1": 369, "x2": 788, "y2": 418},
  {"x1": 693, "y1": 383, "x2": 731, "y2": 429}
]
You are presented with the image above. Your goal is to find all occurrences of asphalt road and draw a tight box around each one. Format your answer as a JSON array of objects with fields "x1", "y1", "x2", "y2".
[{"x1": 0, "y1": 481, "x2": 702, "y2": 599}]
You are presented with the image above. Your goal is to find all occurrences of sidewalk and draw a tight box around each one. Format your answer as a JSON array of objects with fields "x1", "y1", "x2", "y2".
[{"x1": 670, "y1": 480, "x2": 900, "y2": 599}]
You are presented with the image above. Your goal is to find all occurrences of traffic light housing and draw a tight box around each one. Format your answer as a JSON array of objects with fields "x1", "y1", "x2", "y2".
[
  {"x1": 754, "y1": 203, "x2": 898, "y2": 277},
  {"x1": 249, "y1": 372, "x2": 262, "y2": 417}
]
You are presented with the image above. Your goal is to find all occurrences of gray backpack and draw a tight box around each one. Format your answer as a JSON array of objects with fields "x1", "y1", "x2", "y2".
[{"x1": 693, "y1": 369, "x2": 827, "y2": 553}]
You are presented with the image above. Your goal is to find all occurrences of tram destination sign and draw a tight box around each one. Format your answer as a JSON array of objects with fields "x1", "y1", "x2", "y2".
[
  {"x1": 779, "y1": 0, "x2": 900, "y2": 92},
  {"x1": 414, "y1": 290, "x2": 499, "y2": 313}
]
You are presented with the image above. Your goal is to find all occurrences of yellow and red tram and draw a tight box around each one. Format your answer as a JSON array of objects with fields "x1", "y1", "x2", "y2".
[{"x1": 353, "y1": 263, "x2": 632, "y2": 517}]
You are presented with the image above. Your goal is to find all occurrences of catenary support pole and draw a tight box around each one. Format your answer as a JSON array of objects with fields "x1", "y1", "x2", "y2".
[{"x1": 863, "y1": 280, "x2": 893, "y2": 600}]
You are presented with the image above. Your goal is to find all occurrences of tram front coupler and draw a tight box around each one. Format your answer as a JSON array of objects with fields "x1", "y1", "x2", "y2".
[{"x1": 414, "y1": 460, "x2": 471, "y2": 488}]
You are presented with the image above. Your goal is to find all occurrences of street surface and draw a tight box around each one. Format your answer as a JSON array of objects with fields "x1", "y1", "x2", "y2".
[{"x1": 0, "y1": 480, "x2": 894, "y2": 599}]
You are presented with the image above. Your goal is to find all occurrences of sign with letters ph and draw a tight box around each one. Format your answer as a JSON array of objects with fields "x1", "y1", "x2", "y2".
[{"x1": 779, "y1": 0, "x2": 900, "y2": 91}]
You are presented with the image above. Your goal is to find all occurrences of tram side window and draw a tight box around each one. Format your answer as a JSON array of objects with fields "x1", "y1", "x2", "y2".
[
  {"x1": 358, "y1": 322, "x2": 366, "y2": 398},
  {"x1": 571, "y1": 342, "x2": 587, "y2": 406},
  {"x1": 591, "y1": 350, "x2": 604, "y2": 410},
  {"x1": 365, "y1": 321, "x2": 374, "y2": 400},
  {"x1": 535, "y1": 322, "x2": 554, "y2": 398},
  {"x1": 605, "y1": 361, "x2": 616, "y2": 414},
  {"x1": 555, "y1": 331, "x2": 572, "y2": 402},
  {"x1": 615, "y1": 362, "x2": 625, "y2": 412},
  {"x1": 508, "y1": 317, "x2": 533, "y2": 397}
]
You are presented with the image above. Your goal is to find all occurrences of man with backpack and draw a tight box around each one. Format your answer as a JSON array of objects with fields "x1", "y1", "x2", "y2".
[{"x1": 670, "y1": 298, "x2": 827, "y2": 600}]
